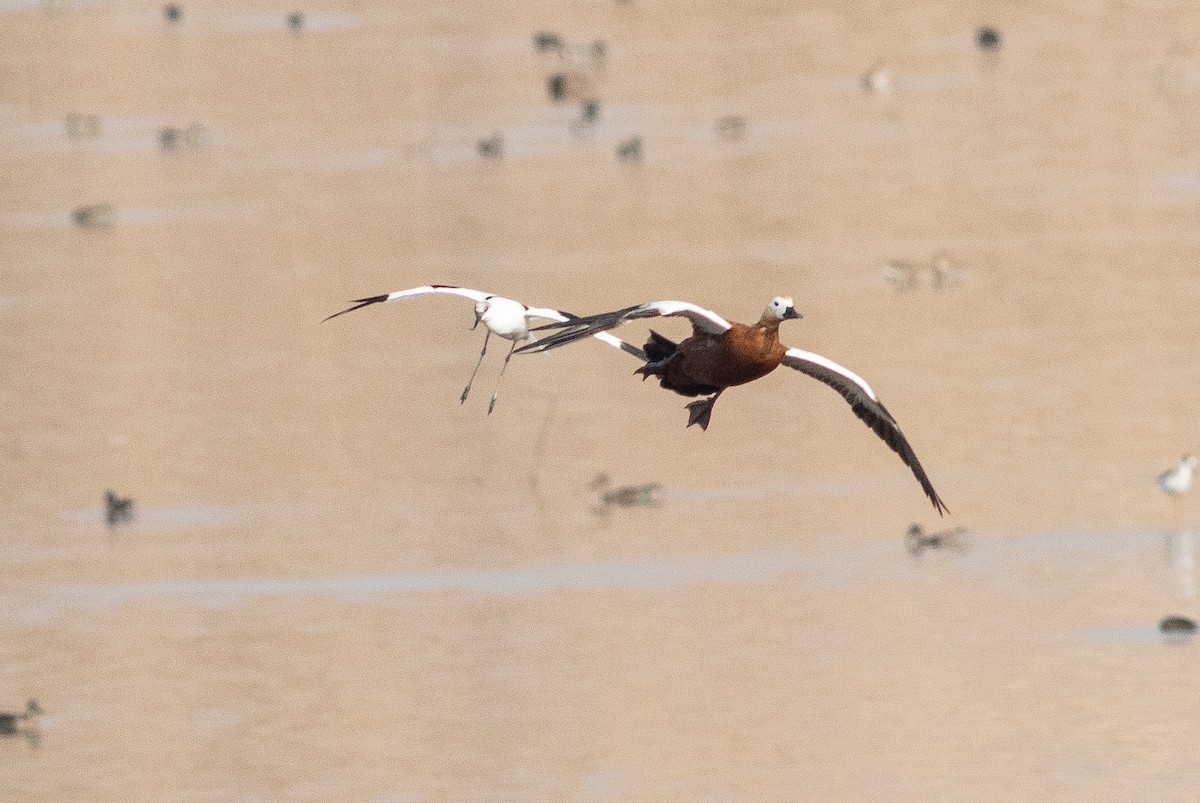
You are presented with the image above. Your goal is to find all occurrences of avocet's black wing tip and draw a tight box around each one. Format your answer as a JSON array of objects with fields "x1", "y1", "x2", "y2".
[{"x1": 322, "y1": 294, "x2": 390, "y2": 323}]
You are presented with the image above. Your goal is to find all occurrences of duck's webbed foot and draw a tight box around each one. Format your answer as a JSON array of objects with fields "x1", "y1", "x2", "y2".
[{"x1": 684, "y1": 392, "x2": 722, "y2": 430}]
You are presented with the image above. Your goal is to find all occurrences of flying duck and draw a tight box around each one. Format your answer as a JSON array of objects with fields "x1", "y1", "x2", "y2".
[{"x1": 517, "y1": 296, "x2": 949, "y2": 513}]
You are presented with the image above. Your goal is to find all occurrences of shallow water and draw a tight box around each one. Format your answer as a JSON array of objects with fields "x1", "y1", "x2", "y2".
[{"x1": 5, "y1": 0, "x2": 1200, "y2": 799}]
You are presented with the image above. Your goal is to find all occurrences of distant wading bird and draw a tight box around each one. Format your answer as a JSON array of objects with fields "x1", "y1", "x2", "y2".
[
  {"x1": 1158, "y1": 455, "x2": 1197, "y2": 498},
  {"x1": 1158, "y1": 454, "x2": 1197, "y2": 532},
  {"x1": 517, "y1": 296, "x2": 949, "y2": 514},
  {"x1": 104, "y1": 490, "x2": 134, "y2": 529},
  {"x1": 324, "y1": 285, "x2": 647, "y2": 413}
]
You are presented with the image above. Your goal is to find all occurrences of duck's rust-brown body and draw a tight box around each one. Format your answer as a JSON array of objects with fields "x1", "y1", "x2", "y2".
[{"x1": 653, "y1": 319, "x2": 788, "y2": 396}]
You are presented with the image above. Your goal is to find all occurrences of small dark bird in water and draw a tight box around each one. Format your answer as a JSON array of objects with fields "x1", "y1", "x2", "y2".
[
  {"x1": 105, "y1": 490, "x2": 134, "y2": 528},
  {"x1": 533, "y1": 31, "x2": 564, "y2": 55},
  {"x1": 580, "y1": 99, "x2": 601, "y2": 125},
  {"x1": 158, "y1": 126, "x2": 180, "y2": 150},
  {"x1": 0, "y1": 700, "x2": 41, "y2": 736},
  {"x1": 72, "y1": 204, "x2": 114, "y2": 229},
  {"x1": 589, "y1": 39, "x2": 607, "y2": 68},
  {"x1": 547, "y1": 73, "x2": 568, "y2": 102},
  {"x1": 163, "y1": 3, "x2": 181, "y2": 23},
  {"x1": 65, "y1": 113, "x2": 101, "y2": 139},
  {"x1": 616, "y1": 134, "x2": 642, "y2": 164},
  {"x1": 590, "y1": 474, "x2": 662, "y2": 515},
  {"x1": 476, "y1": 132, "x2": 503, "y2": 160},
  {"x1": 602, "y1": 483, "x2": 661, "y2": 508},
  {"x1": 975, "y1": 26, "x2": 1001, "y2": 51},
  {"x1": 713, "y1": 115, "x2": 747, "y2": 142},
  {"x1": 286, "y1": 11, "x2": 304, "y2": 31},
  {"x1": 906, "y1": 523, "x2": 968, "y2": 556},
  {"x1": 1159, "y1": 615, "x2": 1197, "y2": 635}
]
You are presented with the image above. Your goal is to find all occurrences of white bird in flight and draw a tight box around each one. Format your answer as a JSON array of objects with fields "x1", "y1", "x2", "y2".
[{"x1": 324, "y1": 285, "x2": 645, "y2": 413}]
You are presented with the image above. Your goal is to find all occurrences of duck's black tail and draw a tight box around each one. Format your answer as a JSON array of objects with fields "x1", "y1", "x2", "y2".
[
  {"x1": 643, "y1": 330, "x2": 678, "y2": 363},
  {"x1": 637, "y1": 331, "x2": 718, "y2": 398}
]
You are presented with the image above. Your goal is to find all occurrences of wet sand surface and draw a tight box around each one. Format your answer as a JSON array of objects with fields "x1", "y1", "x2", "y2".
[{"x1": 4, "y1": 0, "x2": 1200, "y2": 799}]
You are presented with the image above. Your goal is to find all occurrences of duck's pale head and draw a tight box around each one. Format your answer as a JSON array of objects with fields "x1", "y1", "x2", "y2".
[{"x1": 762, "y1": 296, "x2": 802, "y2": 323}]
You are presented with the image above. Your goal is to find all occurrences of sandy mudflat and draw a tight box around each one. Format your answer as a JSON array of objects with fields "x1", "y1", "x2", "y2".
[{"x1": 3, "y1": 1, "x2": 1200, "y2": 799}]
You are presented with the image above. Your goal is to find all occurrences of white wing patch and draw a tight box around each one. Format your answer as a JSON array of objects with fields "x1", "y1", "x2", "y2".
[
  {"x1": 782, "y1": 347, "x2": 879, "y2": 401},
  {"x1": 645, "y1": 301, "x2": 732, "y2": 334},
  {"x1": 590, "y1": 332, "x2": 632, "y2": 350}
]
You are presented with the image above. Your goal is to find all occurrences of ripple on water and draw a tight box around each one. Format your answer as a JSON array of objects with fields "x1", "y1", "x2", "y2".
[
  {"x1": 27, "y1": 528, "x2": 1098, "y2": 609},
  {"x1": 50, "y1": 547, "x2": 826, "y2": 610},
  {"x1": 18, "y1": 526, "x2": 1186, "y2": 654}
]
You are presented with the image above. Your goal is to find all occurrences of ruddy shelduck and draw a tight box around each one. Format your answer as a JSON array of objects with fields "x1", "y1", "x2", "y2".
[{"x1": 518, "y1": 295, "x2": 948, "y2": 513}]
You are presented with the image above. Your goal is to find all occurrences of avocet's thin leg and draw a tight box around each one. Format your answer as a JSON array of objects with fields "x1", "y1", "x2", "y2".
[
  {"x1": 462, "y1": 329, "x2": 490, "y2": 404},
  {"x1": 488, "y1": 339, "x2": 519, "y2": 414}
]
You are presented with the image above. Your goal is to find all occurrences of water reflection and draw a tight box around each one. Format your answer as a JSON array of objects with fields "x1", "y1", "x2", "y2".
[
  {"x1": 51, "y1": 546, "x2": 833, "y2": 609},
  {"x1": 1165, "y1": 528, "x2": 1196, "y2": 602},
  {"x1": 35, "y1": 527, "x2": 1168, "y2": 613}
]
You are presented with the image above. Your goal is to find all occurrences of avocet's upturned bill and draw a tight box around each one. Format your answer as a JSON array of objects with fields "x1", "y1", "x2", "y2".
[
  {"x1": 518, "y1": 295, "x2": 948, "y2": 514},
  {"x1": 325, "y1": 285, "x2": 646, "y2": 413}
]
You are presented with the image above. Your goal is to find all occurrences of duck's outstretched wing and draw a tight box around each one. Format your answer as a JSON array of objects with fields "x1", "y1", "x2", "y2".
[
  {"x1": 322, "y1": 285, "x2": 491, "y2": 322},
  {"x1": 517, "y1": 300, "x2": 732, "y2": 354},
  {"x1": 781, "y1": 347, "x2": 949, "y2": 516},
  {"x1": 521, "y1": 306, "x2": 647, "y2": 361}
]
